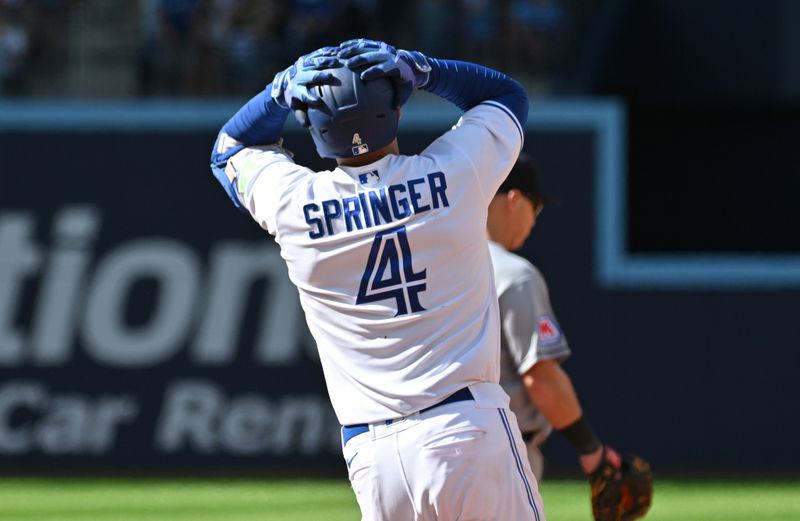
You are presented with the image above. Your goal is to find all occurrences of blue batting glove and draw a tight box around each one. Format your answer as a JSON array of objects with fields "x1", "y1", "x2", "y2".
[
  {"x1": 354, "y1": 49, "x2": 431, "y2": 88},
  {"x1": 338, "y1": 40, "x2": 431, "y2": 107},
  {"x1": 338, "y1": 38, "x2": 397, "y2": 58},
  {"x1": 271, "y1": 48, "x2": 343, "y2": 109},
  {"x1": 307, "y1": 46, "x2": 340, "y2": 58}
]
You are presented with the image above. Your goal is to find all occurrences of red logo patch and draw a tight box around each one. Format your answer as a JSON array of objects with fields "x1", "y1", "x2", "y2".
[{"x1": 537, "y1": 316, "x2": 561, "y2": 345}]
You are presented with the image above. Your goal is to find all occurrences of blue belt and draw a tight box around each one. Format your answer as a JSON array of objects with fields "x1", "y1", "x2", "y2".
[{"x1": 342, "y1": 387, "x2": 474, "y2": 447}]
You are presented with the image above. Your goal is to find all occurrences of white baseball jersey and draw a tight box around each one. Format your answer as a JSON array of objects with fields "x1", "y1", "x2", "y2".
[
  {"x1": 225, "y1": 103, "x2": 523, "y2": 425},
  {"x1": 489, "y1": 240, "x2": 571, "y2": 436}
]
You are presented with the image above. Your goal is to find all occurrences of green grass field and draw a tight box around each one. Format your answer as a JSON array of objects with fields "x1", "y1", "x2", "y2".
[{"x1": 0, "y1": 477, "x2": 797, "y2": 520}]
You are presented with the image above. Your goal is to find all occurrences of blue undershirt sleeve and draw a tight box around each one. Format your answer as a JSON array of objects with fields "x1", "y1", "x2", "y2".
[
  {"x1": 210, "y1": 82, "x2": 290, "y2": 212},
  {"x1": 220, "y1": 83, "x2": 291, "y2": 145},
  {"x1": 421, "y1": 59, "x2": 528, "y2": 128}
]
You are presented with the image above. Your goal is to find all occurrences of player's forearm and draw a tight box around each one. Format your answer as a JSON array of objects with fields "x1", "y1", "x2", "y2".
[
  {"x1": 422, "y1": 59, "x2": 528, "y2": 124},
  {"x1": 220, "y1": 83, "x2": 291, "y2": 146},
  {"x1": 524, "y1": 360, "x2": 605, "y2": 463},
  {"x1": 523, "y1": 360, "x2": 583, "y2": 429}
]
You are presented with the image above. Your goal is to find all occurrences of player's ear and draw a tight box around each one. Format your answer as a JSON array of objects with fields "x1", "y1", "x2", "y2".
[
  {"x1": 397, "y1": 108, "x2": 402, "y2": 121},
  {"x1": 507, "y1": 189, "x2": 523, "y2": 207}
]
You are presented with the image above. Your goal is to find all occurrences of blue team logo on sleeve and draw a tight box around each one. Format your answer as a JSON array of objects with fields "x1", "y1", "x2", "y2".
[{"x1": 356, "y1": 225, "x2": 426, "y2": 316}]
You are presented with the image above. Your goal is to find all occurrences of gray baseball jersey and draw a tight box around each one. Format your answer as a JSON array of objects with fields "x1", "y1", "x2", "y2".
[{"x1": 488, "y1": 240, "x2": 571, "y2": 436}]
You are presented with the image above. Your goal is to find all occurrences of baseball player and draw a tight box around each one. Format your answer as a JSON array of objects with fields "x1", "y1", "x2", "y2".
[
  {"x1": 210, "y1": 39, "x2": 545, "y2": 520},
  {"x1": 487, "y1": 155, "x2": 653, "y2": 520}
]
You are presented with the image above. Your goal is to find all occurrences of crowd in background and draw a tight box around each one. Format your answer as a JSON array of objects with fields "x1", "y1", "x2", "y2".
[{"x1": 0, "y1": 0, "x2": 567, "y2": 97}]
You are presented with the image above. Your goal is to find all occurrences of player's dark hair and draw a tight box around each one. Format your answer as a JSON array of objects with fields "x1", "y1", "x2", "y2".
[{"x1": 498, "y1": 153, "x2": 549, "y2": 206}]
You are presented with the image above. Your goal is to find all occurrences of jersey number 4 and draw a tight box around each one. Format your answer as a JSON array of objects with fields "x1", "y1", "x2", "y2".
[{"x1": 356, "y1": 225, "x2": 426, "y2": 316}]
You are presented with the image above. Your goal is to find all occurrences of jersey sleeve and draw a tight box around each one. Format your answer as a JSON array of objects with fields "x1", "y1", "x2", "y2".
[
  {"x1": 420, "y1": 103, "x2": 523, "y2": 206},
  {"x1": 498, "y1": 271, "x2": 571, "y2": 375},
  {"x1": 225, "y1": 144, "x2": 310, "y2": 235}
]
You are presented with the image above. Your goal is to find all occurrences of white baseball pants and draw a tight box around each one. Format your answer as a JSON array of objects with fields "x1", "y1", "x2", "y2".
[
  {"x1": 341, "y1": 382, "x2": 546, "y2": 521},
  {"x1": 524, "y1": 427, "x2": 553, "y2": 483}
]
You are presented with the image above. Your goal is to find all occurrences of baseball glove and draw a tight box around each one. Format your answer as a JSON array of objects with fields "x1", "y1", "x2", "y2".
[{"x1": 589, "y1": 449, "x2": 653, "y2": 521}]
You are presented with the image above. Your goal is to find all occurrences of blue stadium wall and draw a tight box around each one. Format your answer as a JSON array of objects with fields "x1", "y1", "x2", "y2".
[{"x1": 0, "y1": 99, "x2": 796, "y2": 475}]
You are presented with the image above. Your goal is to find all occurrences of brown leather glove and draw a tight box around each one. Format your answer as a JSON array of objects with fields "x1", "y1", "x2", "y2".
[{"x1": 589, "y1": 448, "x2": 653, "y2": 521}]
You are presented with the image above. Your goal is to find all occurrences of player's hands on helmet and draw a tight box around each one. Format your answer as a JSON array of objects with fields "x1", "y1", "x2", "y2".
[
  {"x1": 272, "y1": 47, "x2": 343, "y2": 110},
  {"x1": 338, "y1": 38, "x2": 431, "y2": 107},
  {"x1": 338, "y1": 38, "x2": 398, "y2": 62}
]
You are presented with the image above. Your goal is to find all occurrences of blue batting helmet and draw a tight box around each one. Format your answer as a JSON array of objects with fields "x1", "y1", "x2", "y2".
[{"x1": 304, "y1": 66, "x2": 399, "y2": 159}]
